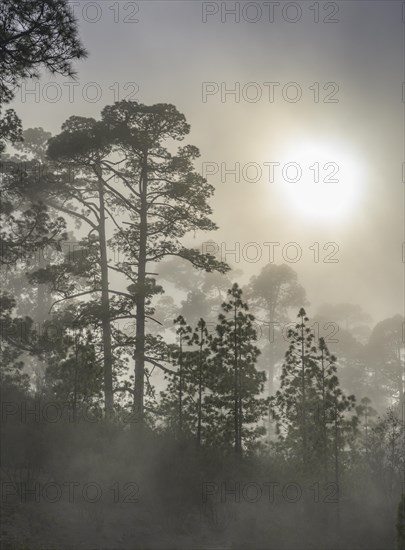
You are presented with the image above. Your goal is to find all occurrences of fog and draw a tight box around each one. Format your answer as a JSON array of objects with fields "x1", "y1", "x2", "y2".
[{"x1": 1, "y1": 1, "x2": 404, "y2": 549}]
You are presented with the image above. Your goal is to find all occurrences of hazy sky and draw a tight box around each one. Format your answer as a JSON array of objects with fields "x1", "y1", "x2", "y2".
[{"x1": 10, "y1": 0, "x2": 405, "y2": 322}]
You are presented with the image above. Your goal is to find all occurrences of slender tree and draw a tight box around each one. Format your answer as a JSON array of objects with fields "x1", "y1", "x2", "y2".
[
  {"x1": 101, "y1": 101, "x2": 229, "y2": 424},
  {"x1": 271, "y1": 309, "x2": 357, "y2": 474},
  {"x1": 45, "y1": 118, "x2": 126, "y2": 415},
  {"x1": 173, "y1": 315, "x2": 192, "y2": 434},
  {"x1": 211, "y1": 284, "x2": 267, "y2": 454},
  {"x1": 271, "y1": 308, "x2": 317, "y2": 465},
  {"x1": 190, "y1": 318, "x2": 211, "y2": 446}
]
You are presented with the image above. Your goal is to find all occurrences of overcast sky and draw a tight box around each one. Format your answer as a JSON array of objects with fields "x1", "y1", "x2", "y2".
[{"x1": 10, "y1": 0, "x2": 405, "y2": 322}]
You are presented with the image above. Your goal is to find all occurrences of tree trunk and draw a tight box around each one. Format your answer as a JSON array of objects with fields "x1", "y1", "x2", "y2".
[
  {"x1": 197, "y1": 336, "x2": 203, "y2": 446},
  {"x1": 96, "y1": 170, "x2": 114, "y2": 417},
  {"x1": 267, "y1": 350, "x2": 275, "y2": 439},
  {"x1": 321, "y1": 349, "x2": 328, "y2": 479},
  {"x1": 334, "y1": 402, "x2": 341, "y2": 526},
  {"x1": 73, "y1": 332, "x2": 79, "y2": 422},
  {"x1": 301, "y1": 316, "x2": 307, "y2": 465},
  {"x1": 234, "y1": 302, "x2": 240, "y2": 454},
  {"x1": 398, "y1": 350, "x2": 404, "y2": 407},
  {"x1": 36, "y1": 250, "x2": 48, "y2": 323},
  {"x1": 238, "y1": 342, "x2": 243, "y2": 454},
  {"x1": 178, "y1": 335, "x2": 183, "y2": 433},
  {"x1": 134, "y1": 157, "x2": 148, "y2": 425}
]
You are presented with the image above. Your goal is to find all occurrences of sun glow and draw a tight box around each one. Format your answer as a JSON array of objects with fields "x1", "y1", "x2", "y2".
[{"x1": 276, "y1": 141, "x2": 364, "y2": 222}]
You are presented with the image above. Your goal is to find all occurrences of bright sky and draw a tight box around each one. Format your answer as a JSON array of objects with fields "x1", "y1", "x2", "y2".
[{"x1": 9, "y1": 0, "x2": 405, "y2": 322}]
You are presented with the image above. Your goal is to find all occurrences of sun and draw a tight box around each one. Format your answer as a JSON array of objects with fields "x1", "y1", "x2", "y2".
[{"x1": 275, "y1": 141, "x2": 364, "y2": 222}]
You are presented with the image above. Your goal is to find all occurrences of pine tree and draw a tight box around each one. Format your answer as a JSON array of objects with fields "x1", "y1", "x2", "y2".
[
  {"x1": 44, "y1": 327, "x2": 103, "y2": 421},
  {"x1": 159, "y1": 316, "x2": 193, "y2": 436},
  {"x1": 271, "y1": 309, "x2": 357, "y2": 478},
  {"x1": 175, "y1": 316, "x2": 189, "y2": 434},
  {"x1": 190, "y1": 318, "x2": 211, "y2": 446},
  {"x1": 210, "y1": 283, "x2": 268, "y2": 454},
  {"x1": 355, "y1": 396, "x2": 378, "y2": 459},
  {"x1": 0, "y1": 0, "x2": 86, "y2": 151},
  {"x1": 46, "y1": 118, "x2": 120, "y2": 415},
  {"x1": 270, "y1": 308, "x2": 318, "y2": 466},
  {"x1": 100, "y1": 101, "x2": 229, "y2": 424},
  {"x1": 159, "y1": 316, "x2": 211, "y2": 444},
  {"x1": 159, "y1": 288, "x2": 268, "y2": 454},
  {"x1": 313, "y1": 337, "x2": 357, "y2": 479}
]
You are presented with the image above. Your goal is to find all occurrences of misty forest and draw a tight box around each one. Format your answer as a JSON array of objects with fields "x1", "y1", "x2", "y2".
[{"x1": 0, "y1": 1, "x2": 404, "y2": 549}]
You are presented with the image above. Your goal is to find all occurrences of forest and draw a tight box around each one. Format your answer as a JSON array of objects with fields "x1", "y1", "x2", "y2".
[{"x1": 0, "y1": 1, "x2": 404, "y2": 549}]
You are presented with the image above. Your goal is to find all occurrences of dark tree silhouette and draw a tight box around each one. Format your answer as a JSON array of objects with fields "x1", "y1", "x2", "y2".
[
  {"x1": 211, "y1": 283, "x2": 268, "y2": 454},
  {"x1": 0, "y1": 0, "x2": 86, "y2": 153},
  {"x1": 101, "y1": 101, "x2": 229, "y2": 424},
  {"x1": 0, "y1": 0, "x2": 87, "y2": 103},
  {"x1": 271, "y1": 309, "x2": 357, "y2": 480}
]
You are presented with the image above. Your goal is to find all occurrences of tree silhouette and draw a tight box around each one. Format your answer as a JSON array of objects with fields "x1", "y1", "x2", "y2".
[
  {"x1": 0, "y1": 0, "x2": 86, "y2": 104},
  {"x1": 271, "y1": 309, "x2": 357, "y2": 481},
  {"x1": 211, "y1": 283, "x2": 268, "y2": 454},
  {"x1": 100, "y1": 100, "x2": 229, "y2": 424},
  {"x1": 46, "y1": 117, "x2": 122, "y2": 416},
  {"x1": 0, "y1": 0, "x2": 86, "y2": 152}
]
